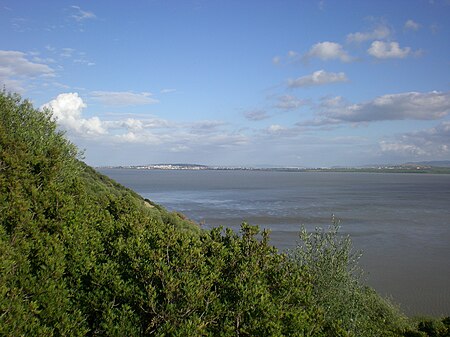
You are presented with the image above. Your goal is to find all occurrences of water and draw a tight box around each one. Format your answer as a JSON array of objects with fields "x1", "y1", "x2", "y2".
[{"x1": 99, "y1": 168, "x2": 450, "y2": 316}]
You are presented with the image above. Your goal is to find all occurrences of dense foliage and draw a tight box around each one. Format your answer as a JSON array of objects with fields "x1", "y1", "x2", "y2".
[{"x1": 1, "y1": 91, "x2": 448, "y2": 336}]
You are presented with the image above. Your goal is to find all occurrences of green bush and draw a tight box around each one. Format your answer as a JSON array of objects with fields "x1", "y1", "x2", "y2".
[
  {"x1": 290, "y1": 217, "x2": 411, "y2": 336},
  {"x1": 0, "y1": 91, "x2": 322, "y2": 335},
  {"x1": 404, "y1": 316, "x2": 450, "y2": 337}
]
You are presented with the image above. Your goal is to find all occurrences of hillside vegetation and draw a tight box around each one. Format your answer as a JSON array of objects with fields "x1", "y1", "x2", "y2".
[{"x1": 1, "y1": 91, "x2": 448, "y2": 336}]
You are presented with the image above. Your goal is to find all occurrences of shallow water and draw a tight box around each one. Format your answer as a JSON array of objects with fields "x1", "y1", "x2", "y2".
[{"x1": 100, "y1": 168, "x2": 450, "y2": 316}]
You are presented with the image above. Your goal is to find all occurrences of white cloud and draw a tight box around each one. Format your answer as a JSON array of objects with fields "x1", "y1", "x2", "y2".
[
  {"x1": 271, "y1": 51, "x2": 303, "y2": 65},
  {"x1": 288, "y1": 70, "x2": 347, "y2": 88},
  {"x1": 106, "y1": 118, "x2": 143, "y2": 131},
  {"x1": 204, "y1": 133, "x2": 248, "y2": 147},
  {"x1": 275, "y1": 95, "x2": 306, "y2": 111},
  {"x1": 0, "y1": 50, "x2": 54, "y2": 77},
  {"x1": 309, "y1": 91, "x2": 450, "y2": 125},
  {"x1": 170, "y1": 145, "x2": 190, "y2": 152},
  {"x1": 32, "y1": 56, "x2": 56, "y2": 64},
  {"x1": 368, "y1": 41, "x2": 411, "y2": 59},
  {"x1": 379, "y1": 141, "x2": 428, "y2": 156},
  {"x1": 105, "y1": 118, "x2": 171, "y2": 131},
  {"x1": 71, "y1": 6, "x2": 96, "y2": 22},
  {"x1": 268, "y1": 124, "x2": 286, "y2": 133},
  {"x1": 347, "y1": 25, "x2": 391, "y2": 43},
  {"x1": 244, "y1": 110, "x2": 270, "y2": 121},
  {"x1": 42, "y1": 93, "x2": 107, "y2": 136},
  {"x1": 380, "y1": 122, "x2": 450, "y2": 157},
  {"x1": 304, "y1": 41, "x2": 353, "y2": 62},
  {"x1": 42, "y1": 93, "x2": 248, "y2": 152},
  {"x1": 190, "y1": 120, "x2": 226, "y2": 133},
  {"x1": 404, "y1": 19, "x2": 420, "y2": 31},
  {"x1": 90, "y1": 91, "x2": 159, "y2": 106},
  {"x1": 0, "y1": 50, "x2": 55, "y2": 92},
  {"x1": 114, "y1": 131, "x2": 162, "y2": 144},
  {"x1": 264, "y1": 124, "x2": 303, "y2": 138}
]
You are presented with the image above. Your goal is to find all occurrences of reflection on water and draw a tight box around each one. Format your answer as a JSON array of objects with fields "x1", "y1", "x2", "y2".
[{"x1": 100, "y1": 168, "x2": 450, "y2": 316}]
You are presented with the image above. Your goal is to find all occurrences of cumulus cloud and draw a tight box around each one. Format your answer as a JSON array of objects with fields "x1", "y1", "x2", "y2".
[
  {"x1": 0, "y1": 50, "x2": 54, "y2": 92},
  {"x1": 70, "y1": 5, "x2": 96, "y2": 21},
  {"x1": 310, "y1": 91, "x2": 450, "y2": 125},
  {"x1": 304, "y1": 42, "x2": 353, "y2": 62},
  {"x1": 404, "y1": 19, "x2": 420, "y2": 31},
  {"x1": 90, "y1": 91, "x2": 159, "y2": 106},
  {"x1": 368, "y1": 41, "x2": 411, "y2": 59},
  {"x1": 42, "y1": 93, "x2": 107, "y2": 136},
  {"x1": 288, "y1": 70, "x2": 347, "y2": 88},
  {"x1": 244, "y1": 110, "x2": 270, "y2": 121},
  {"x1": 41, "y1": 93, "x2": 247, "y2": 152},
  {"x1": 346, "y1": 25, "x2": 391, "y2": 43},
  {"x1": 380, "y1": 122, "x2": 450, "y2": 157},
  {"x1": 275, "y1": 95, "x2": 306, "y2": 111}
]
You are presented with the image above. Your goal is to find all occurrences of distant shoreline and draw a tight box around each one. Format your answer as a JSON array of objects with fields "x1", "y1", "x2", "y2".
[{"x1": 97, "y1": 164, "x2": 450, "y2": 174}]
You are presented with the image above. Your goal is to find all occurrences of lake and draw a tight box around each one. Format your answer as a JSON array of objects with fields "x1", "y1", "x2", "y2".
[{"x1": 99, "y1": 168, "x2": 450, "y2": 316}]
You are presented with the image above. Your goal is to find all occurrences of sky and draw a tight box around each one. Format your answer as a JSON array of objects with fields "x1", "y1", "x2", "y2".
[{"x1": 1, "y1": 0, "x2": 449, "y2": 167}]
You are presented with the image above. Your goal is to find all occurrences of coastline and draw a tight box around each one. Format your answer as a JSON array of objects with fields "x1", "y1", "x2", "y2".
[{"x1": 98, "y1": 164, "x2": 450, "y2": 175}]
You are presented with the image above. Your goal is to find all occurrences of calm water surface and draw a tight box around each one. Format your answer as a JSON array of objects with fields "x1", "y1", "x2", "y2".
[{"x1": 100, "y1": 168, "x2": 450, "y2": 316}]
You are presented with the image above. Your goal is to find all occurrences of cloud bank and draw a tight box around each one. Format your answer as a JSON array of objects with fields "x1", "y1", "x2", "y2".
[
  {"x1": 380, "y1": 122, "x2": 450, "y2": 157},
  {"x1": 0, "y1": 50, "x2": 54, "y2": 92},
  {"x1": 307, "y1": 91, "x2": 450, "y2": 125},
  {"x1": 42, "y1": 93, "x2": 247, "y2": 151}
]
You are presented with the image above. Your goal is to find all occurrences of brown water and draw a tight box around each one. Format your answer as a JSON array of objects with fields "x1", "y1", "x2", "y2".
[{"x1": 100, "y1": 168, "x2": 450, "y2": 316}]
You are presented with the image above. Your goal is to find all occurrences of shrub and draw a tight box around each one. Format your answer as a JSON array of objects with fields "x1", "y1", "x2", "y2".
[{"x1": 290, "y1": 217, "x2": 411, "y2": 336}]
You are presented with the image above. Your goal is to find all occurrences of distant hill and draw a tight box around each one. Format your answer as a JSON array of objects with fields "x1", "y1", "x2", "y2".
[{"x1": 404, "y1": 160, "x2": 450, "y2": 168}]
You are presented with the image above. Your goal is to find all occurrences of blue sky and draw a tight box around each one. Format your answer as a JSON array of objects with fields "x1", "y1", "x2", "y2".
[{"x1": 1, "y1": 0, "x2": 449, "y2": 167}]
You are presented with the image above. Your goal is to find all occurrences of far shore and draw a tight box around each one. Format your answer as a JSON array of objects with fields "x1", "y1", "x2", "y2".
[{"x1": 98, "y1": 164, "x2": 450, "y2": 175}]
